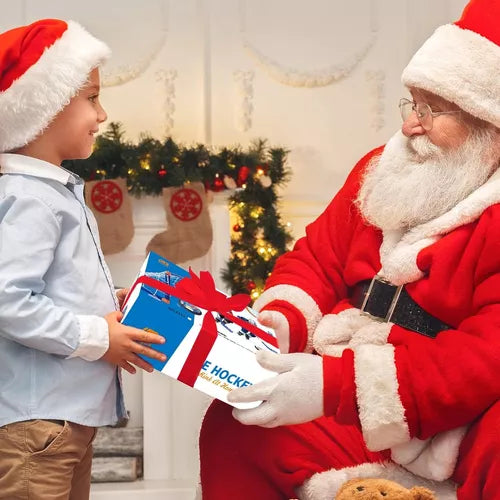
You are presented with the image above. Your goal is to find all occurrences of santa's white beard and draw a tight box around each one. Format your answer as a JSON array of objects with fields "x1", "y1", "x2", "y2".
[{"x1": 356, "y1": 129, "x2": 499, "y2": 231}]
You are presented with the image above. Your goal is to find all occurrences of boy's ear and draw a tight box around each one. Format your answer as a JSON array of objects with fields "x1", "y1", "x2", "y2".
[{"x1": 410, "y1": 486, "x2": 437, "y2": 500}]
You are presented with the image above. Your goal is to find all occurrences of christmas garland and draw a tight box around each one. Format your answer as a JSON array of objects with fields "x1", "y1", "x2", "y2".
[{"x1": 64, "y1": 122, "x2": 293, "y2": 296}]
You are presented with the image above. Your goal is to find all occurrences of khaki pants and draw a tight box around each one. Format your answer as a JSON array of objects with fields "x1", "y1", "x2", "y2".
[{"x1": 0, "y1": 420, "x2": 96, "y2": 500}]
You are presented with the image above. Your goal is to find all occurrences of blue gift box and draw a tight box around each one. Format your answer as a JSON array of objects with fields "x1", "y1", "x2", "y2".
[{"x1": 121, "y1": 251, "x2": 279, "y2": 408}]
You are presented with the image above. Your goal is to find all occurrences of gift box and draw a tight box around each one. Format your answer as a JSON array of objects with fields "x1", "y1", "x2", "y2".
[{"x1": 121, "y1": 251, "x2": 279, "y2": 409}]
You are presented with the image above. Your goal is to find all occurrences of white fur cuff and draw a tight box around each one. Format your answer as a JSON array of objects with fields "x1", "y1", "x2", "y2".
[
  {"x1": 354, "y1": 344, "x2": 410, "y2": 451},
  {"x1": 253, "y1": 284, "x2": 322, "y2": 353}
]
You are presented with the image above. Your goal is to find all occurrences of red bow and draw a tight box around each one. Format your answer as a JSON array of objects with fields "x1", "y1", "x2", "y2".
[
  {"x1": 177, "y1": 269, "x2": 250, "y2": 329},
  {"x1": 125, "y1": 268, "x2": 278, "y2": 387}
]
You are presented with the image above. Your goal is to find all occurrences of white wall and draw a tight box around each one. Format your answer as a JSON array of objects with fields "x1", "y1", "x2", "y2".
[{"x1": 0, "y1": 0, "x2": 469, "y2": 495}]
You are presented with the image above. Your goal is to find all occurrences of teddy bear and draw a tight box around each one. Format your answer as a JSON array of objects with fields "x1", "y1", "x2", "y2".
[{"x1": 335, "y1": 478, "x2": 437, "y2": 499}]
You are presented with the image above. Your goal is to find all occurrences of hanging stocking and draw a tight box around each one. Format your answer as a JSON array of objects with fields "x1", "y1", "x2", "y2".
[
  {"x1": 146, "y1": 182, "x2": 213, "y2": 263},
  {"x1": 85, "y1": 178, "x2": 134, "y2": 255}
]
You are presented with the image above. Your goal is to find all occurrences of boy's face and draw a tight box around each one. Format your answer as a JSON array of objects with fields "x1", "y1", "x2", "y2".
[{"x1": 39, "y1": 68, "x2": 107, "y2": 164}]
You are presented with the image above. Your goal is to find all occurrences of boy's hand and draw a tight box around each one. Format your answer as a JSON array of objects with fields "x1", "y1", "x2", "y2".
[
  {"x1": 116, "y1": 288, "x2": 130, "y2": 309},
  {"x1": 102, "y1": 311, "x2": 167, "y2": 374}
]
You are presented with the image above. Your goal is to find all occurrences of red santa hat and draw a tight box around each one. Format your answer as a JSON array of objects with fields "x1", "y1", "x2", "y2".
[
  {"x1": 402, "y1": 0, "x2": 500, "y2": 128},
  {"x1": 0, "y1": 19, "x2": 111, "y2": 153}
]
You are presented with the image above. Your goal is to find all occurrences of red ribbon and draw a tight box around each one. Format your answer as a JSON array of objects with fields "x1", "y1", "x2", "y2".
[{"x1": 123, "y1": 269, "x2": 278, "y2": 387}]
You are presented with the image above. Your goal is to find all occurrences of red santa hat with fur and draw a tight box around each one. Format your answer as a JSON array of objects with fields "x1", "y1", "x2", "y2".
[
  {"x1": 0, "y1": 18, "x2": 110, "y2": 153},
  {"x1": 402, "y1": 0, "x2": 500, "y2": 128}
]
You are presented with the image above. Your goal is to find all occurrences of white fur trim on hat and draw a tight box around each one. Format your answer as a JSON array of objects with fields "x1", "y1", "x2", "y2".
[
  {"x1": 0, "y1": 21, "x2": 111, "y2": 153},
  {"x1": 253, "y1": 284, "x2": 322, "y2": 353},
  {"x1": 402, "y1": 23, "x2": 500, "y2": 128},
  {"x1": 391, "y1": 426, "x2": 468, "y2": 482},
  {"x1": 354, "y1": 344, "x2": 410, "y2": 451},
  {"x1": 296, "y1": 461, "x2": 457, "y2": 500}
]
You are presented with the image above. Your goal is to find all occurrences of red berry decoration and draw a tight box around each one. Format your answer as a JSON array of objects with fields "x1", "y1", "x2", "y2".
[
  {"x1": 246, "y1": 281, "x2": 256, "y2": 291},
  {"x1": 237, "y1": 166, "x2": 250, "y2": 186},
  {"x1": 233, "y1": 224, "x2": 241, "y2": 232},
  {"x1": 158, "y1": 168, "x2": 167, "y2": 177},
  {"x1": 212, "y1": 177, "x2": 225, "y2": 192}
]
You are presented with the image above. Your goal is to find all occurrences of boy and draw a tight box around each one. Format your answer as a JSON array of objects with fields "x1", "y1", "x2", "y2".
[{"x1": 0, "y1": 19, "x2": 165, "y2": 499}]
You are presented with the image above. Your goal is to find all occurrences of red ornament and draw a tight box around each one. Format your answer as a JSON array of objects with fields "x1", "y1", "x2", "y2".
[
  {"x1": 212, "y1": 176, "x2": 225, "y2": 192},
  {"x1": 91, "y1": 180, "x2": 123, "y2": 214},
  {"x1": 158, "y1": 168, "x2": 167, "y2": 177},
  {"x1": 233, "y1": 224, "x2": 241, "y2": 232},
  {"x1": 237, "y1": 166, "x2": 250, "y2": 187},
  {"x1": 246, "y1": 281, "x2": 256, "y2": 291}
]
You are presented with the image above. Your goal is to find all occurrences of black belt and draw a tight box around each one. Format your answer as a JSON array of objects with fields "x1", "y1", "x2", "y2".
[{"x1": 351, "y1": 276, "x2": 453, "y2": 338}]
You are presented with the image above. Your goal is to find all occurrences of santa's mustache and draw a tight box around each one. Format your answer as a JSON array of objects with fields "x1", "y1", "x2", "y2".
[{"x1": 356, "y1": 129, "x2": 498, "y2": 231}]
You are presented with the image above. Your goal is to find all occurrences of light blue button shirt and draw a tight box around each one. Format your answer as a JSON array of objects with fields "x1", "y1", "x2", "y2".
[{"x1": 0, "y1": 153, "x2": 126, "y2": 427}]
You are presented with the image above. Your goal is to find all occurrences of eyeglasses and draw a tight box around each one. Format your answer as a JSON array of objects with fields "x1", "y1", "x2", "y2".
[{"x1": 399, "y1": 98, "x2": 461, "y2": 131}]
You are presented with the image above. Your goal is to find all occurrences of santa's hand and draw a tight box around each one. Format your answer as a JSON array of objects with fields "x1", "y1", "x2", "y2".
[
  {"x1": 228, "y1": 350, "x2": 323, "y2": 427},
  {"x1": 258, "y1": 310, "x2": 290, "y2": 353}
]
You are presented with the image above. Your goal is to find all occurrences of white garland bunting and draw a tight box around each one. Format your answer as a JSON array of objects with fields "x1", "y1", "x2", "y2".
[
  {"x1": 156, "y1": 69, "x2": 178, "y2": 134},
  {"x1": 233, "y1": 70, "x2": 255, "y2": 132},
  {"x1": 366, "y1": 70, "x2": 386, "y2": 131},
  {"x1": 243, "y1": 35, "x2": 376, "y2": 88},
  {"x1": 102, "y1": 0, "x2": 169, "y2": 87},
  {"x1": 102, "y1": 31, "x2": 167, "y2": 87},
  {"x1": 239, "y1": 0, "x2": 378, "y2": 88}
]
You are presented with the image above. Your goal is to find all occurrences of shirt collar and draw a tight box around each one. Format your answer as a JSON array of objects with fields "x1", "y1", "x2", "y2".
[{"x1": 0, "y1": 153, "x2": 81, "y2": 185}]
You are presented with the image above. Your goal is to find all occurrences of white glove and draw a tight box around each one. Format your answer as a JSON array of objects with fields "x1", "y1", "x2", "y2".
[
  {"x1": 228, "y1": 350, "x2": 324, "y2": 427},
  {"x1": 258, "y1": 310, "x2": 290, "y2": 353}
]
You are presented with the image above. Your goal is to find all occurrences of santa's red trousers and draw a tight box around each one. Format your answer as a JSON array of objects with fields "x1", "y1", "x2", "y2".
[{"x1": 199, "y1": 400, "x2": 500, "y2": 499}]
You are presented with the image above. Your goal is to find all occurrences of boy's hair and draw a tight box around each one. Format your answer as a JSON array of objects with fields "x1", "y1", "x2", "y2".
[{"x1": 0, "y1": 19, "x2": 110, "y2": 153}]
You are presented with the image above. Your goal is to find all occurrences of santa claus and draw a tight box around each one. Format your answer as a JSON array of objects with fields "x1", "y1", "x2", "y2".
[{"x1": 199, "y1": 0, "x2": 500, "y2": 498}]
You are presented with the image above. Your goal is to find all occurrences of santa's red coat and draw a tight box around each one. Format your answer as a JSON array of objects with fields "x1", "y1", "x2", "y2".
[{"x1": 254, "y1": 146, "x2": 500, "y2": 481}]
